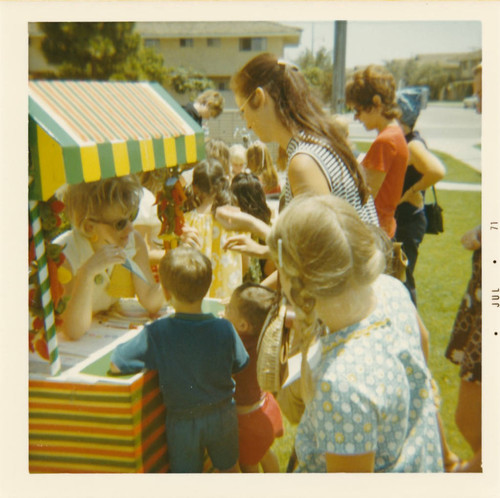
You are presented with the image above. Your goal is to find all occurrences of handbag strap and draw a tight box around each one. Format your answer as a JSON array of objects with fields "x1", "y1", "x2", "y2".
[
  {"x1": 256, "y1": 298, "x2": 284, "y2": 354},
  {"x1": 430, "y1": 185, "x2": 439, "y2": 205}
]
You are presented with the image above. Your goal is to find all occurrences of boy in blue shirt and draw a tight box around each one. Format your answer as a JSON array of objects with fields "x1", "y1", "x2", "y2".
[{"x1": 110, "y1": 245, "x2": 249, "y2": 472}]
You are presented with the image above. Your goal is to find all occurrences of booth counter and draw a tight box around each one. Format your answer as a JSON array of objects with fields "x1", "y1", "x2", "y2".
[{"x1": 29, "y1": 299, "x2": 221, "y2": 473}]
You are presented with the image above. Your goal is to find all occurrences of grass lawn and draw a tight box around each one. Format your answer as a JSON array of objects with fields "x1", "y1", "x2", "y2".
[
  {"x1": 416, "y1": 188, "x2": 481, "y2": 462},
  {"x1": 270, "y1": 146, "x2": 481, "y2": 472},
  {"x1": 355, "y1": 141, "x2": 482, "y2": 185},
  {"x1": 432, "y1": 151, "x2": 481, "y2": 184}
]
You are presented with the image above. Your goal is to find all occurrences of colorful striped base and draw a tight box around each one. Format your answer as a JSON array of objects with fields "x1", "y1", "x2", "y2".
[{"x1": 29, "y1": 371, "x2": 169, "y2": 473}]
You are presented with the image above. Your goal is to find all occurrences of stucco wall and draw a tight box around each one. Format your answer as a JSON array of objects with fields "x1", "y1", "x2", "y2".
[{"x1": 157, "y1": 36, "x2": 286, "y2": 77}]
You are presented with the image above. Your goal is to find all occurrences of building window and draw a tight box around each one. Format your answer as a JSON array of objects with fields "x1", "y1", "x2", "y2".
[
  {"x1": 239, "y1": 37, "x2": 267, "y2": 52},
  {"x1": 144, "y1": 39, "x2": 160, "y2": 50},
  {"x1": 180, "y1": 38, "x2": 194, "y2": 48},
  {"x1": 212, "y1": 77, "x2": 229, "y2": 91},
  {"x1": 207, "y1": 38, "x2": 221, "y2": 48}
]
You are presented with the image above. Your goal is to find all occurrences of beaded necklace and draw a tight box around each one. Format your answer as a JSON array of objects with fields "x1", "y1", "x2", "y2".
[{"x1": 321, "y1": 318, "x2": 390, "y2": 356}]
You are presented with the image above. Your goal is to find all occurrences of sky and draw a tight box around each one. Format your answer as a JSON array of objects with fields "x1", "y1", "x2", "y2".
[{"x1": 283, "y1": 21, "x2": 482, "y2": 68}]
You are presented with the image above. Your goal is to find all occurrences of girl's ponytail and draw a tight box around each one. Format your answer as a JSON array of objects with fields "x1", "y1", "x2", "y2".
[{"x1": 211, "y1": 174, "x2": 235, "y2": 214}]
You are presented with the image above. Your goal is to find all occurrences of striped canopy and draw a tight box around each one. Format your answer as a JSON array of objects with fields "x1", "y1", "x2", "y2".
[{"x1": 29, "y1": 80, "x2": 206, "y2": 201}]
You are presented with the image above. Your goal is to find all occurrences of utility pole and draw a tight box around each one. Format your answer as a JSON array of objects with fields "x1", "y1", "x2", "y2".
[
  {"x1": 331, "y1": 21, "x2": 347, "y2": 114},
  {"x1": 311, "y1": 22, "x2": 315, "y2": 54}
]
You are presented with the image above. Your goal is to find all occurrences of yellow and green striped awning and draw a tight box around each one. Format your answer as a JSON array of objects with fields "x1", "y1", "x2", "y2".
[{"x1": 29, "y1": 80, "x2": 206, "y2": 201}]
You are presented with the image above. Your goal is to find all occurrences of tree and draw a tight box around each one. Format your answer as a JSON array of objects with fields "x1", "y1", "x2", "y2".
[
  {"x1": 295, "y1": 47, "x2": 333, "y2": 105},
  {"x1": 39, "y1": 22, "x2": 168, "y2": 83},
  {"x1": 409, "y1": 63, "x2": 454, "y2": 100},
  {"x1": 168, "y1": 67, "x2": 214, "y2": 98},
  {"x1": 384, "y1": 58, "x2": 455, "y2": 100}
]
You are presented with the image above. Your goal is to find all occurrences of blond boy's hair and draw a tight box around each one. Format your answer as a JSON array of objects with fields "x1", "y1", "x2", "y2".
[
  {"x1": 232, "y1": 283, "x2": 277, "y2": 335},
  {"x1": 62, "y1": 175, "x2": 142, "y2": 231},
  {"x1": 196, "y1": 90, "x2": 224, "y2": 118},
  {"x1": 229, "y1": 144, "x2": 246, "y2": 161},
  {"x1": 159, "y1": 245, "x2": 212, "y2": 303}
]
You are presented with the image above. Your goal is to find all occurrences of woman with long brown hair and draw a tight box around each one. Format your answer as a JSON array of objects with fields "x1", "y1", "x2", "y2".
[
  {"x1": 232, "y1": 52, "x2": 376, "y2": 221},
  {"x1": 218, "y1": 52, "x2": 378, "y2": 261}
]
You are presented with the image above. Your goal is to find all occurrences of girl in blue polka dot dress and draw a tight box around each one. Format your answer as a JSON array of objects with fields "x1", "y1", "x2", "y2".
[{"x1": 267, "y1": 195, "x2": 444, "y2": 472}]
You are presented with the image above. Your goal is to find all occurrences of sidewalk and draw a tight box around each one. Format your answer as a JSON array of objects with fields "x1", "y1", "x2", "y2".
[
  {"x1": 420, "y1": 139, "x2": 481, "y2": 173},
  {"x1": 347, "y1": 104, "x2": 482, "y2": 173},
  {"x1": 437, "y1": 181, "x2": 481, "y2": 192},
  {"x1": 355, "y1": 143, "x2": 481, "y2": 193},
  {"x1": 352, "y1": 136, "x2": 481, "y2": 174}
]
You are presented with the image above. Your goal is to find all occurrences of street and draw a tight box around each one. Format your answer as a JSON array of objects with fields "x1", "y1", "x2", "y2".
[{"x1": 348, "y1": 102, "x2": 482, "y2": 172}]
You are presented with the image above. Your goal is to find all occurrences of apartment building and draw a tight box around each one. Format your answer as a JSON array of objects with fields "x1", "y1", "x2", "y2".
[{"x1": 29, "y1": 22, "x2": 301, "y2": 104}]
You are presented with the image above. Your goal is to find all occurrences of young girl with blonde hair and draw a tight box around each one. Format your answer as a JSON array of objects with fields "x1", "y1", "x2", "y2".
[
  {"x1": 216, "y1": 53, "x2": 378, "y2": 285},
  {"x1": 205, "y1": 138, "x2": 231, "y2": 177},
  {"x1": 231, "y1": 52, "x2": 377, "y2": 223},
  {"x1": 266, "y1": 194, "x2": 443, "y2": 473},
  {"x1": 229, "y1": 143, "x2": 247, "y2": 178},
  {"x1": 246, "y1": 141, "x2": 281, "y2": 196},
  {"x1": 56, "y1": 175, "x2": 165, "y2": 340}
]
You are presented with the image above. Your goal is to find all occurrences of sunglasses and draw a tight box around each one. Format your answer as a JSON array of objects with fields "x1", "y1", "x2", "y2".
[
  {"x1": 239, "y1": 90, "x2": 256, "y2": 116},
  {"x1": 89, "y1": 210, "x2": 138, "y2": 231}
]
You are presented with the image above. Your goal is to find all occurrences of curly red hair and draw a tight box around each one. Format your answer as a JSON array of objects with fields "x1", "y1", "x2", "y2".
[{"x1": 345, "y1": 65, "x2": 400, "y2": 120}]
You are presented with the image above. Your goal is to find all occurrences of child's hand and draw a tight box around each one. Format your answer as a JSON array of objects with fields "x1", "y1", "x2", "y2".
[
  {"x1": 180, "y1": 225, "x2": 202, "y2": 250},
  {"x1": 83, "y1": 245, "x2": 126, "y2": 278},
  {"x1": 223, "y1": 234, "x2": 268, "y2": 258}
]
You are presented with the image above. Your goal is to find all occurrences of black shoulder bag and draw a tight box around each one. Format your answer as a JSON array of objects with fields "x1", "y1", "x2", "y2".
[{"x1": 424, "y1": 186, "x2": 444, "y2": 234}]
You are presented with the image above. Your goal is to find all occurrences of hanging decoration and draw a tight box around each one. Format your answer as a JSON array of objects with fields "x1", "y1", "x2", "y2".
[
  {"x1": 29, "y1": 196, "x2": 70, "y2": 368},
  {"x1": 28, "y1": 80, "x2": 205, "y2": 374},
  {"x1": 156, "y1": 167, "x2": 187, "y2": 250}
]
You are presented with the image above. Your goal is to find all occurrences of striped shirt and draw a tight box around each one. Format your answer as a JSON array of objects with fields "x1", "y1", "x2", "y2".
[{"x1": 284, "y1": 132, "x2": 379, "y2": 226}]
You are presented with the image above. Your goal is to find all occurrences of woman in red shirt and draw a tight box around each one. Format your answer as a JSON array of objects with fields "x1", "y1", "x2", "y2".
[{"x1": 346, "y1": 66, "x2": 409, "y2": 238}]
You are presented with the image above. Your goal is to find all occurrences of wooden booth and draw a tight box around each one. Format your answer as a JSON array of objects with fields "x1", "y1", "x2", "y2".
[{"x1": 28, "y1": 80, "x2": 208, "y2": 472}]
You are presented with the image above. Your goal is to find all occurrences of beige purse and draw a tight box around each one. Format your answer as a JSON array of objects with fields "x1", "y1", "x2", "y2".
[
  {"x1": 256, "y1": 300, "x2": 290, "y2": 394},
  {"x1": 388, "y1": 241, "x2": 408, "y2": 282}
]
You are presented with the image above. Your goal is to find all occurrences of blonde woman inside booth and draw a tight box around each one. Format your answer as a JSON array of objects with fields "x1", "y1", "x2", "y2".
[{"x1": 56, "y1": 176, "x2": 165, "y2": 340}]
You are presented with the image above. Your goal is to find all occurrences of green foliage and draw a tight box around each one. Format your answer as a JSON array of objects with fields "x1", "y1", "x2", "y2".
[
  {"x1": 432, "y1": 151, "x2": 481, "y2": 184},
  {"x1": 416, "y1": 189, "x2": 480, "y2": 461},
  {"x1": 384, "y1": 59, "x2": 454, "y2": 100},
  {"x1": 38, "y1": 22, "x2": 216, "y2": 95},
  {"x1": 38, "y1": 22, "x2": 168, "y2": 84},
  {"x1": 168, "y1": 66, "x2": 214, "y2": 97},
  {"x1": 271, "y1": 416, "x2": 298, "y2": 472},
  {"x1": 356, "y1": 142, "x2": 481, "y2": 184},
  {"x1": 295, "y1": 47, "x2": 333, "y2": 104}
]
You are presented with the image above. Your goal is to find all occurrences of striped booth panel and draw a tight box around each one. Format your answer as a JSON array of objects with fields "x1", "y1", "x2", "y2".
[
  {"x1": 28, "y1": 80, "x2": 206, "y2": 201},
  {"x1": 29, "y1": 371, "x2": 169, "y2": 473}
]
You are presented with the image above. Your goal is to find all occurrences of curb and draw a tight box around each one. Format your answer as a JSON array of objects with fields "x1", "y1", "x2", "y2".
[{"x1": 436, "y1": 182, "x2": 481, "y2": 192}]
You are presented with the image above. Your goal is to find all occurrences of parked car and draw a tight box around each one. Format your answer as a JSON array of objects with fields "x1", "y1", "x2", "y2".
[{"x1": 463, "y1": 95, "x2": 479, "y2": 109}]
